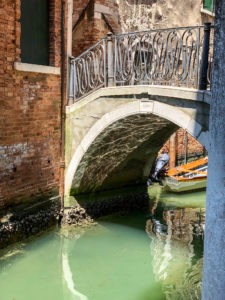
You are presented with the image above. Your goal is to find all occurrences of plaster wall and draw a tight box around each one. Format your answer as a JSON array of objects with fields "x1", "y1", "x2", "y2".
[{"x1": 116, "y1": 0, "x2": 214, "y2": 33}]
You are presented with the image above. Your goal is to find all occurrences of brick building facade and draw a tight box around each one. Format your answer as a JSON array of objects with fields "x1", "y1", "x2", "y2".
[
  {"x1": 0, "y1": 0, "x2": 68, "y2": 209},
  {"x1": 72, "y1": 0, "x2": 214, "y2": 167}
]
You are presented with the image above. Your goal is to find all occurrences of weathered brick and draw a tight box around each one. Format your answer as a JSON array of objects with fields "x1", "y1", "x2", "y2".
[{"x1": 0, "y1": 0, "x2": 68, "y2": 209}]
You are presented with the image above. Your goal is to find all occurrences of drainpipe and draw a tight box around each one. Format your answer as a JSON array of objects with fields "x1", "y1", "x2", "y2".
[{"x1": 59, "y1": 0, "x2": 66, "y2": 209}]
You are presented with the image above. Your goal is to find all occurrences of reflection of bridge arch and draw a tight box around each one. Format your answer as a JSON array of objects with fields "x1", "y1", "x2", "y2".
[{"x1": 65, "y1": 86, "x2": 210, "y2": 196}]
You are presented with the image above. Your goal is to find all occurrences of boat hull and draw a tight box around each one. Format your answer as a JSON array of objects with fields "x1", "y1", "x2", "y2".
[{"x1": 162, "y1": 176, "x2": 207, "y2": 193}]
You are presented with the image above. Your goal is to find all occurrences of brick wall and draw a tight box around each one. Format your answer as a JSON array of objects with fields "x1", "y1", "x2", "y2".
[
  {"x1": 175, "y1": 129, "x2": 205, "y2": 159},
  {"x1": 0, "y1": 0, "x2": 67, "y2": 209},
  {"x1": 72, "y1": 0, "x2": 119, "y2": 57},
  {"x1": 160, "y1": 128, "x2": 206, "y2": 166},
  {"x1": 73, "y1": 0, "x2": 90, "y2": 27}
]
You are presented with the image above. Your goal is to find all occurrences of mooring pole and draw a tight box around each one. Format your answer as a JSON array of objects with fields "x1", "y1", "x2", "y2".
[{"x1": 169, "y1": 133, "x2": 176, "y2": 168}]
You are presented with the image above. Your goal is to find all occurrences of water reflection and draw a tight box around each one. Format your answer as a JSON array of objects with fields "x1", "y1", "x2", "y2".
[
  {"x1": 62, "y1": 231, "x2": 89, "y2": 300},
  {"x1": 0, "y1": 189, "x2": 205, "y2": 300},
  {"x1": 146, "y1": 187, "x2": 205, "y2": 299}
]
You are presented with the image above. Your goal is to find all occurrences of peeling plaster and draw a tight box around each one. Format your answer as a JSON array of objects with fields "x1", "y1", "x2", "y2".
[{"x1": 116, "y1": 0, "x2": 202, "y2": 33}]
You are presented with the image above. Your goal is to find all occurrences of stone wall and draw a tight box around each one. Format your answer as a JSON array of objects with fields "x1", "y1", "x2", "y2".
[
  {"x1": 0, "y1": 196, "x2": 61, "y2": 249},
  {"x1": 63, "y1": 186, "x2": 149, "y2": 225},
  {"x1": 0, "y1": 0, "x2": 68, "y2": 209}
]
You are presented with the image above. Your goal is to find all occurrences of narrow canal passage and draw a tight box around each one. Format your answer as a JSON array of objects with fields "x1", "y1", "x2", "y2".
[{"x1": 0, "y1": 189, "x2": 205, "y2": 300}]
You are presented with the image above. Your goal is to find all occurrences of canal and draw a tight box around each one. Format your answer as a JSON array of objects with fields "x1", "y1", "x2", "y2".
[{"x1": 0, "y1": 188, "x2": 205, "y2": 300}]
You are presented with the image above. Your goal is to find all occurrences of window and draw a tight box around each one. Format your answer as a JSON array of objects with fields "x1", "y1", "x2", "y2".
[
  {"x1": 20, "y1": 0, "x2": 49, "y2": 65},
  {"x1": 203, "y1": 0, "x2": 214, "y2": 12}
]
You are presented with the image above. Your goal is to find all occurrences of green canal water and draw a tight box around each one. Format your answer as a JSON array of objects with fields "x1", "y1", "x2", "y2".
[{"x1": 0, "y1": 188, "x2": 205, "y2": 300}]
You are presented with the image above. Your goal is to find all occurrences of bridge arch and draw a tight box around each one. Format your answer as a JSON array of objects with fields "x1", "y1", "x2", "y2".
[{"x1": 65, "y1": 97, "x2": 209, "y2": 196}]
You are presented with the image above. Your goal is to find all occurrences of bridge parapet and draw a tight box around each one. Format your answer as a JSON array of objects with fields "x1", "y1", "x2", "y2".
[{"x1": 69, "y1": 24, "x2": 214, "y2": 103}]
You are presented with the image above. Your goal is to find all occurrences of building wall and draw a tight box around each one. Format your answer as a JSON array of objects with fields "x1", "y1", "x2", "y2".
[
  {"x1": 0, "y1": 0, "x2": 67, "y2": 209},
  {"x1": 72, "y1": 0, "x2": 214, "y2": 57},
  {"x1": 72, "y1": 2, "x2": 108, "y2": 57},
  {"x1": 175, "y1": 129, "x2": 206, "y2": 161},
  {"x1": 73, "y1": 0, "x2": 90, "y2": 26},
  {"x1": 72, "y1": 0, "x2": 119, "y2": 57},
  {"x1": 116, "y1": 0, "x2": 214, "y2": 32},
  {"x1": 160, "y1": 129, "x2": 206, "y2": 168},
  {"x1": 72, "y1": 0, "x2": 212, "y2": 164}
]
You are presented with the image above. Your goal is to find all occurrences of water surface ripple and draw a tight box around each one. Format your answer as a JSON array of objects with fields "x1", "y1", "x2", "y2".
[{"x1": 0, "y1": 189, "x2": 205, "y2": 300}]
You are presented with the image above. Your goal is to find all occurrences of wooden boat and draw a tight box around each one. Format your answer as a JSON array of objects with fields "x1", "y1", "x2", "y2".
[{"x1": 162, "y1": 157, "x2": 208, "y2": 193}]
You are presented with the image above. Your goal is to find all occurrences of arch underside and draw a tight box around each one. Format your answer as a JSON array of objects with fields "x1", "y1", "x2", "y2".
[
  {"x1": 66, "y1": 97, "x2": 209, "y2": 196},
  {"x1": 70, "y1": 113, "x2": 178, "y2": 195}
]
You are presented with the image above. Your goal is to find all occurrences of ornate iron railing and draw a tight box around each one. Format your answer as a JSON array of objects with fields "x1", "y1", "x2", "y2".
[
  {"x1": 69, "y1": 24, "x2": 213, "y2": 103},
  {"x1": 115, "y1": 27, "x2": 202, "y2": 87},
  {"x1": 69, "y1": 39, "x2": 106, "y2": 100}
]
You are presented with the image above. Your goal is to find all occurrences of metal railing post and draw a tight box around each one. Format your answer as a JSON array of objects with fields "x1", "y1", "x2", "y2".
[
  {"x1": 199, "y1": 23, "x2": 211, "y2": 90},
  {"x1": 107, "y1": 32, "x2": 114, "y2": 87},
  {"x1": 68, "y1": 57, "x2": 75, "y2": 104}
]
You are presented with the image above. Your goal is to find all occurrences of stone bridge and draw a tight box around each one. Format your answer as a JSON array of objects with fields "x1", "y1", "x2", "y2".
[{"x1": 65, "y1": 25, "x2": 213, "y2": 205}]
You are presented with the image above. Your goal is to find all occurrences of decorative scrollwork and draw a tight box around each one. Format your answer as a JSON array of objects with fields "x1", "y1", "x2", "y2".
[
  {"x1": 114, "y1": 27, "x2": 204, "y2": 87},
  {"x1": 69, "y1": 26, "x2": 213, "y2": 103},
  {"x1": 69, "y1": 39, "x2": 106, "y2": 101}
]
